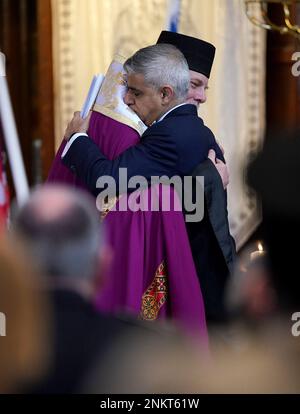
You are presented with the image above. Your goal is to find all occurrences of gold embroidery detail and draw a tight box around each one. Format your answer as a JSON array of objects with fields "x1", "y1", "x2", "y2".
[
  {"x1": 93, "y1": 104, "x2": 145, "y2": 136},
  {"x1": 99, "y1": 195, "x2": 118, "y2": 220},
  {"x1": 141, "y1": 261, "x2": 168, "y2": 320}
]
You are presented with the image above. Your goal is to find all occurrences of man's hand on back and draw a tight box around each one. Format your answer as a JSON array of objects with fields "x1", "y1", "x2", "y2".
[{"x1": 208, "y1": 149, "x2": 229, "y2": 189}]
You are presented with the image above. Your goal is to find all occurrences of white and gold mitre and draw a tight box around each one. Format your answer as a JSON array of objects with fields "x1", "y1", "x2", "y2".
[{"x1": 93, "y1": 54, "x2": 147, "y2": 136}]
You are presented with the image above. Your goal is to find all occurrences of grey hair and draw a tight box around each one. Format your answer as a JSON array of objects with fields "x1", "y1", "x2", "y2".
[
  {"x1": 124, "y1": 44, "x2": 190, "y2": 100},
  {"x1": 13, "y1": 185, "x2": 102, "y2": 280}
]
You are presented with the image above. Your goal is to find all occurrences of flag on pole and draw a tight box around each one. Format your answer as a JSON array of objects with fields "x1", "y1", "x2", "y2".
[
  {"x1": 166, "y1": 0, "x2": 181, "y2": 32},
  {"x1": 0, "y1": 51, "x2": 29, "y2": 208}
]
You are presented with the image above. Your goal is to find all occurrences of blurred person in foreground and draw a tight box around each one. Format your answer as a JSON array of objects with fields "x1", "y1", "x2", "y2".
[
  {"x1": 0, "y1": 236, "x2": 49, "y2": 393},
  {"x1": 200, "y1": 129, "x2": 300, "y2": 392},
  {"x1": 12, "y1": 184, "x2": 174, "y2": 394},
  {"x1": 227, "y1": 128, "x2": 300, "y2": 328},
  {"x1": 208, "y1": 129, "x2": 300, "y2": 393},
  {"x1": 247, "y1": 129, "x2": 300, "y2": 316}
]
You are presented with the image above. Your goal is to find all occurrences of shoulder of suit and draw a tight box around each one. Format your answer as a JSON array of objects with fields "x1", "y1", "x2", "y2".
[
  {"x1": 141, "y1": 106, "x2": 213, "y2": 137},
  {"x1": 142, "y1": 120, "x2": 172, "y2": 136}
]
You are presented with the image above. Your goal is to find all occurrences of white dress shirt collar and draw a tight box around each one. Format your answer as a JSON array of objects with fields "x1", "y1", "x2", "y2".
[{"x1": 155, "y1": 102, "x2": 188, "y2": 124}]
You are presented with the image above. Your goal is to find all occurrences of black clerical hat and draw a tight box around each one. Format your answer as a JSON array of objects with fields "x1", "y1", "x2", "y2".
[{"x1": 156, "y1": 31, "x2": 216, "y2": 78}]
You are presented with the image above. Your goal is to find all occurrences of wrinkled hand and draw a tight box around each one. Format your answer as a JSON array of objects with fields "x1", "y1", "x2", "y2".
[
  {"x1": 208, "y1": 149, "x2": 229, "y2": 189},
  {"x1": 64, "y1": 111, "x2": 91, "y2": 141}
]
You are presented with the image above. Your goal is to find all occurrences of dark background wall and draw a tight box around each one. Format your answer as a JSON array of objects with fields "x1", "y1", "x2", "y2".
[{"x1": 0, "y1": 0, "x2": 54, "y2": 188}]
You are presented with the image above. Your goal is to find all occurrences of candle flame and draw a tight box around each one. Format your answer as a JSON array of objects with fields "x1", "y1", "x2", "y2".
[{"x1": 258, "y1": 242, "x2": 263, "y2": 252}]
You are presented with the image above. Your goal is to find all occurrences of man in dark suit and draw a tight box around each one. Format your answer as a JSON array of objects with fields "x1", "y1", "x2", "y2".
[
  {"x1": 156, "y1": 32, "x2": 235, "y2": 323},
  {"x1": 62, "y1": 42, "x2": 235, "y2": 324},
  {"x1": 13, "y1": 184, "x2": 159, "y2": 393}
]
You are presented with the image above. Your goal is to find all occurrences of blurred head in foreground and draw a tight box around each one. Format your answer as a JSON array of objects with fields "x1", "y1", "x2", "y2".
[
  {"x1": 247, "y1": 129, "x2": 300, "y2": 313},
  {"x1": 13, "y1": 184, "x2": 107, "y2": 300}
]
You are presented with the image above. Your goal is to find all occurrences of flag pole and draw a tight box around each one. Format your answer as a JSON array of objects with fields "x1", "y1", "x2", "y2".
[
  {"x1": 165, "y1": 0, "x2": 181, "y2": 32},
  {"x1": 0, "y1": 52, "x2": 29, "y2": 205}
]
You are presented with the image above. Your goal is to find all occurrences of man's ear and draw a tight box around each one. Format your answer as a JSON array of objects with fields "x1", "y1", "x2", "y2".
[{"x1": 160, "y1": 86, "x2": 174, "y2": 104}]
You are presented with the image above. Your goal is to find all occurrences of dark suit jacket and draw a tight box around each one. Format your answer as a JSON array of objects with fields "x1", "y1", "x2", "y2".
[
  {"x1": 188, "y1": 160, "x2": 236, "y2": 323},
  {"x1": 63, "y1": 104, "x2": 224, "y2": 195},
  {"x1": 30, "y1": 290, "x2": 151, "y2": 394},
  {"x1": 63, "y1": 104, "x2": 235, "y2": 323}
]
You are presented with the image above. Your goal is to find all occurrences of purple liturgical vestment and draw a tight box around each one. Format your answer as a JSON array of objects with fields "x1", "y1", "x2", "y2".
[{"x1": 48, "y1": 111, "x2": 208, "y2": 340}]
